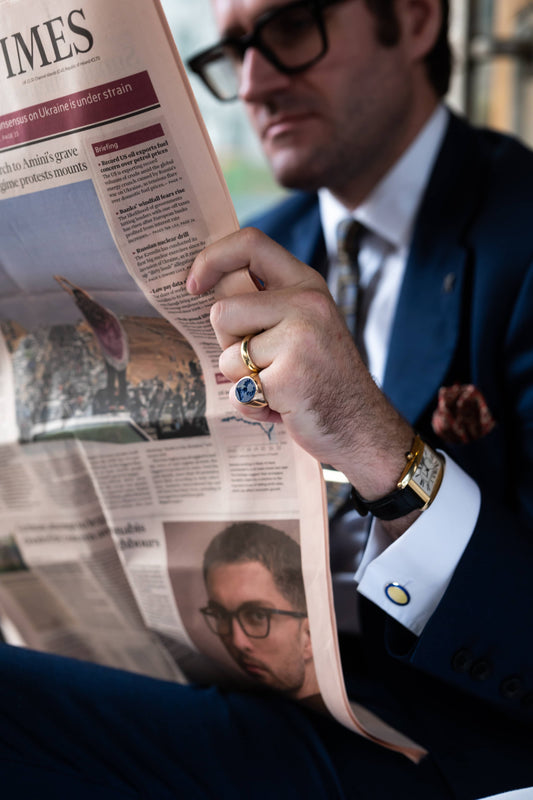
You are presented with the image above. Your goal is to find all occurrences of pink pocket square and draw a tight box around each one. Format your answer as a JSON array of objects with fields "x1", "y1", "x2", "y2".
[{"x1": 432, "y1": 384, "x2": 496, "y2": 444}]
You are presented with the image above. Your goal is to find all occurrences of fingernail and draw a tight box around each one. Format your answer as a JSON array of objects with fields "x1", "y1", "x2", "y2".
[{"x1": 186, "y1": 275, "x2": 198, "y2": 294}]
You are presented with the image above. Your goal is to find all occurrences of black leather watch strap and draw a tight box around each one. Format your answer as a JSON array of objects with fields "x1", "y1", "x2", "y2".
[{"x1": 350, "y1": 484, "x2": 426, "y2": 521}]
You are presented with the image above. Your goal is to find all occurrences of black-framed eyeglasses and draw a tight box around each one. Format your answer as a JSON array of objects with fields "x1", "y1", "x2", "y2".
[
  {"x1": 187, "y1": 0, "x2": 348, "y2": 101},
  {"x1": 200, "y1": 603, "x2": 307, "y2": 638}
]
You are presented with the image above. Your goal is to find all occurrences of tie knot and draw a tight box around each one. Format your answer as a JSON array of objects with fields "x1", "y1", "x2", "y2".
[{"x1": 336, "y1": 218, "x2": 365, "y2": 266}]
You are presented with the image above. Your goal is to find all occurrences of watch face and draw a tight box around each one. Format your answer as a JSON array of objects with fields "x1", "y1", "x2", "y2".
[{"x1": 412, "y1": 448, "x2": 441, "y2": 497}]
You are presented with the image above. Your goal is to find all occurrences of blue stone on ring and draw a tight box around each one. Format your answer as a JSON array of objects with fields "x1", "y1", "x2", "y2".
[{"x1": 235, "y1": 375, "x2": 266, "y2": 407}]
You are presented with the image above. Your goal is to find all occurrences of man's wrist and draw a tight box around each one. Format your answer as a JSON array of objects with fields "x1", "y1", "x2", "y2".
[{"x1": 350, "y1": 435, "x2": 444, "y2": 521}]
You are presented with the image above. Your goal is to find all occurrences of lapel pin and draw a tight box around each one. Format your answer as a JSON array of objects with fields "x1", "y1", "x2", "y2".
[{"x1": 442, "y1": 273, "x2": 456, "y2": 293}]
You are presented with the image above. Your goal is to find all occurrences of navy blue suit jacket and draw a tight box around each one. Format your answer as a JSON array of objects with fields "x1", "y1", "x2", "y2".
[{"x1": 248, "y1": 111, "x2": 533, "y2": 796}]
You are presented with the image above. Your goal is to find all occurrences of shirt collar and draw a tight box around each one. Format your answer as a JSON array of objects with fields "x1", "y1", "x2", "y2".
[{"x1": 319, "y1": 104, "x2": 450, "y2": 256}]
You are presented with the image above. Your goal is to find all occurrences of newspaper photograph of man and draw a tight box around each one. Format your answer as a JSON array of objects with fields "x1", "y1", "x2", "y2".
[
  {"x1": 163, "y1": 518, "x2": 322, "y2": 702},
  {"x1": 200, "y1": 522, "x2": 320, "y2": 702}
]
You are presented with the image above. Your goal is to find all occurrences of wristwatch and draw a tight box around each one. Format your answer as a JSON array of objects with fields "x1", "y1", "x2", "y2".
[{"x1": 350, "y1": 435, "x2": 444, "y2": 521}]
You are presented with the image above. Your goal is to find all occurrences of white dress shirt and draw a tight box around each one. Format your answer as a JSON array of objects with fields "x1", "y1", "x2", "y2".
[
  {"x1": 318, "y1": 105, "x2": 481, "y2": 635},
  {"x1": 478, "y1": 792, "x2": 533, "y2": 800}
]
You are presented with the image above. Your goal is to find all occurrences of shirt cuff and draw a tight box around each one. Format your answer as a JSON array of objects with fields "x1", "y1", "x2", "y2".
[{"x1": 354, "y1": 454, "x2": 481, "y2": 635}]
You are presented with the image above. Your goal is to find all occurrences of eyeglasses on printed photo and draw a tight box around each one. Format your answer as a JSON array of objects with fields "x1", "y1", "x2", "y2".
[{"x1": 200, "y1": 602, "x2": 307, "y2": 638}]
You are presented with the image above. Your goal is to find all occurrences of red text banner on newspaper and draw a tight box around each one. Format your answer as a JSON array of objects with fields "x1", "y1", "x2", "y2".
[{"x1": 0, "y1": 71, "x2": 158, "y2": 153}]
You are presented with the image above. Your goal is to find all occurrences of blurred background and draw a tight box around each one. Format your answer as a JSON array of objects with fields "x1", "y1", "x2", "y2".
[{"x1": 160, "y1": 0, "x2": 533, "y2": 222}]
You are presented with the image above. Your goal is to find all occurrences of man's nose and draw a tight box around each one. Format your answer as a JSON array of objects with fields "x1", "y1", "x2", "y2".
[
  {"x1": 229, "y1": 617, "x2": 252, "y2": 649},
  {"x1": 238, "y1": 47, "x2": 291, "y2": 102}
]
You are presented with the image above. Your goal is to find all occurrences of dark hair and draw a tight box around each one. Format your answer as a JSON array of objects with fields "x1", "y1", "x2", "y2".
[
  {"x1": 364, "y1": 0, "x2": 451, "y2": 97},
  {"x1": 203, "y1": 522, "x2": 306, "y2": 611}
]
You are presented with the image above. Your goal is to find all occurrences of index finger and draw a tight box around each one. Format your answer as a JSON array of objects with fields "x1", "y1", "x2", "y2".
[{"x1": 186, "y1": 227, "x2": 316, "y2": 295}]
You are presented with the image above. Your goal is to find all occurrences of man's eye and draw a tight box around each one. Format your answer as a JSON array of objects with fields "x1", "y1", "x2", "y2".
[
  {"x1": 267, "y1": 12, "x2": 314, "y2": 44},
  {"x1": 223, "y1": 43, "x2": 244, "y2": 66},
  {"x1": 243, "y1": 609, "x2": 268, "y2": 624}
]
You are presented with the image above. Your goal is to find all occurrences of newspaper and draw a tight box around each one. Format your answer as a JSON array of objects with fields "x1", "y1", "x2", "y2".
[{"x1": 0, "y1": 0, "x2": 424, "y2": 761}]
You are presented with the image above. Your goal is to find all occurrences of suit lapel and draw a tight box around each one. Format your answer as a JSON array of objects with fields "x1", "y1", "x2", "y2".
[
  {"x1": 383, "y1": 114, "x2": 482, "y2": 425},
  {"x1": 289, "y1": 198, "x2": 327, "y2": 272},
  {"x1": 383, "y1": 234, "x2": 468, "y2": 425}
]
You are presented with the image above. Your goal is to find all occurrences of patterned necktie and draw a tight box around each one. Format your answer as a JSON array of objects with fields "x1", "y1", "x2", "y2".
[
  {"x1": 335, "y1": 218, "x2": 368, "y2": 365},
  {"x1": 326, "y1": 219, "x2": 369, "y2": 519}
]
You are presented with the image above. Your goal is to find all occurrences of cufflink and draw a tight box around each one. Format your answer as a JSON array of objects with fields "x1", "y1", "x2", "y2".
[{"x1": 384, "y1": 582, "x2": 410, "y2": 605}]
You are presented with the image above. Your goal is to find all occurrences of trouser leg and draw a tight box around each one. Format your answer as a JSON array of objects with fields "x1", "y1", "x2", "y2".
[
  {"x1": 0, "y1": 644, "x2": 346, "y2": 799},
  {"x1": 0, "y1": 644, "x2": 453, "y2": 799}
]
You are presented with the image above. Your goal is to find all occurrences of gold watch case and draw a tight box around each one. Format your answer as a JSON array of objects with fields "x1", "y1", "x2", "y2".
[{"x1": 397, "y1": 435, "x2": 444, "y2": 509}]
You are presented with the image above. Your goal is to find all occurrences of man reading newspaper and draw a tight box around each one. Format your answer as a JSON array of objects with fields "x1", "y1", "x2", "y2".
[{"x1": 1, "y1": 0, "x2": 533, "y2": 798}]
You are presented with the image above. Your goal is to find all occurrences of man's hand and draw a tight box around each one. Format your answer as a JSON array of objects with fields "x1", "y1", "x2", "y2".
[{"x1": 188, "y1": 228, "x2": 415, "y2": 514}]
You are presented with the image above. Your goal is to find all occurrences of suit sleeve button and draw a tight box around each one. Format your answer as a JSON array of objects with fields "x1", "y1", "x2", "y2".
[
  {"x1": 499, "y1": 676, "x2": 524, "y2": 700},
  {"x1": 451, "y1": 648, "x2": 473, "y2": 673},
  {"x1": 470, "y1": 658, "x2": 493, "y2": 681}
]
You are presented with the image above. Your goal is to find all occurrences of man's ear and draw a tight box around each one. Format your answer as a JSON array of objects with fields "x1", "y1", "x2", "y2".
[
  {"x1": 396, "y1": 0, "x2": 442, "y2": 62},
  {"x1": 302, "y1": 617, "x2": 313, "y2": 660}
]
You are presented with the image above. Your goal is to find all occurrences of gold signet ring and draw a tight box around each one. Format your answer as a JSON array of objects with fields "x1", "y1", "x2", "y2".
[{"x1": 241, "y1": 334, "x2": 260, "y2": 373}]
